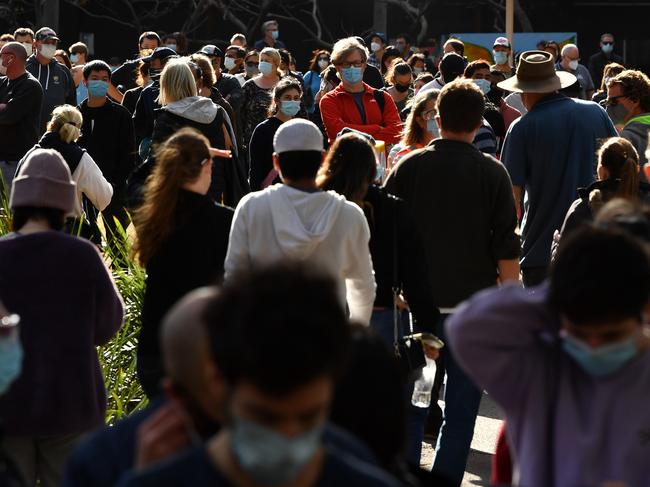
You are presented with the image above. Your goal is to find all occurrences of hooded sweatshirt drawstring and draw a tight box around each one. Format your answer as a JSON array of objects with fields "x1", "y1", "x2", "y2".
[{"x1": 37, "y1": 63, "x2": 50, "y2": 91}]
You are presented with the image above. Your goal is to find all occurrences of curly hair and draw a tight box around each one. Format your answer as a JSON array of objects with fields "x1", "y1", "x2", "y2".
[{"x1": 609, "y1": 69, "x2": 650, "y2": 112}]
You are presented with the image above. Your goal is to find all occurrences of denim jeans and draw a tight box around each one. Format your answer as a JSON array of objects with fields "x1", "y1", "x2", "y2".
[
  {"x1": 370, "y1": 308, "x2": 428, "y2": 466},
  {"x1": 432, "y1": 313, "x2": 482, "y2": 485}
]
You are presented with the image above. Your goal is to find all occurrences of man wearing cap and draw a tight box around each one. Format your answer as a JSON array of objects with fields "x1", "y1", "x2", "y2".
[
  {"x1": 25, "y1": 27, "x2": 76, "y2": 134},
  {"x1": 0, "y1": 41, "x2": 43, "y2": 193},
  {"x1": 556, "y1": 44, "x2": 595, "y2": 100},
  {"x1": 499, "y1": 50, "x2": 617, "y2": 286},
  {"x1": 132, "y1": 46, "x2": 176, "y2": 148},
  {"x1": 588, "y1": 33, "x2": 624, "y2": 89},
  {"x1": 419, "y1": 52, "x2": 466, "y2": 93},
  {"x1": 367, "y1": 32, "x2": 387, "y2": 70},
  {"x1": 492, "y1": 37, "x2": 514, "y2": 78},
  {"x1": 198, "y1": 45, "x2": 242, "y2": 114},
  {"x1": 225, "y1": 118, "x2": 376, "y2": 324}
]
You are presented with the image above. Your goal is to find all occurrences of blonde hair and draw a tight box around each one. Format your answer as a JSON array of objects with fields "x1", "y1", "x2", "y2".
[
  {"x1": 159, "y1": 58, "x2": 198, "y2": 106},
  {"x1": 401, "y1": 90, "x2": 439, "y2": 146},
  {"x1": 259, "y1": 47, "x2": 281, "y2": 76},
  {"x1": 330, "y1": 37, "x2": 369, "y2": 66},
  {"x1": 189, "y1": 53, "x2": 216, "y2": 87},
  {"x1": 47, "y1": 105, "x2": 82, "y2": 143}
]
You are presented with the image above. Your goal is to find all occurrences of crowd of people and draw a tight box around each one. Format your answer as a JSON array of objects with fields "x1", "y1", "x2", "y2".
[{"x1": 1, "y1": 19, "x2": 650, "y2": 487}]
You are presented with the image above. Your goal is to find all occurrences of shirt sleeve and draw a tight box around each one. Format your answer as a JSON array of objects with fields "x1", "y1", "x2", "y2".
[
  {"x1": 0, "y1": 78, "x2": 43, "y2": 125},
  {"x1": 224, "y1": 198, "x2": 252, "y2": 281},
  {"x1": 501, "y1": 119, "x2": 527, "y2": 187},
  {"x1": 343, "y1": 208, "x2": 376, "y2": 325},
  {"x1": 76, "y1": 153, "x2": 114, "y2": 211}
]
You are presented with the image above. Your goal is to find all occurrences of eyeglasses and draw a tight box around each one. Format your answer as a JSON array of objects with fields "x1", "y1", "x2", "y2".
[
  {"x1": 606, "y1": 95, "x2": 627, "y2": 106},
  {"x1": 422, "y1": 109, "x2": 436, "y2": 120},
  {"x1": 337, "y1": 61, "x2": 364, "y2": 69}
]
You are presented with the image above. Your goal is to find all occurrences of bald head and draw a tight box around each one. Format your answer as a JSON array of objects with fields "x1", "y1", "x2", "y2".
[
  {"x1": 161, "y1": 287, "x2": 218, "y2": 393},
  {"x1": 1, "y1": 41, "x2": 29, "y2": 62}
]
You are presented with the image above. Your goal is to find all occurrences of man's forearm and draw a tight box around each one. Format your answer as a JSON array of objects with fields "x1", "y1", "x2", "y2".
[{"x1": 498, "y1": 259, "x2": 520, "y2": 283}]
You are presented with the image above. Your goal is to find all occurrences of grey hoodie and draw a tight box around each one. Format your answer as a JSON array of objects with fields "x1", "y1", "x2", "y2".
[
  {"x1": 163, "y1": 96, "x2": 237, "y2": 154},
  {"x1": 26, "y1": 56, "x2": 76, "y2": 134},
  {"x1": 225, "y1": 184, "x2": 376, "y2": 323}
]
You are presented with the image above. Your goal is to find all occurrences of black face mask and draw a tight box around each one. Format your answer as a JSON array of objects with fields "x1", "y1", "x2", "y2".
[{"x1": 395, "y1": 83, "x2": 411, "y2": 93}]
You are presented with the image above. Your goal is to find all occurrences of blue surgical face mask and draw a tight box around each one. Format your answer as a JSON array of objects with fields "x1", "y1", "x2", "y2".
[
  {"x1": 341, "y1": 66, "x2": 363, "y2": 84},
  {"x1": 493, "y1": 51, "x2": 509, "y2": 65},
  {"x1": 0, "y1": 334, "x2": 23, "y2": 395},
  {"x1": 87, "y1": 79, "x2": 109, "y2": 98},
  {"x1": 562, "y1": 332, "x2": 639, "y2": 377},
  {"x1": 230, "y1": 416, "x2": 323, "y2": 486},
  {"x1": 602, "y1": 43, "x2": 614, "y2": 54},
  {"x1": 280, "y1": 100, "x2": 301, "y2": 117},
  {"x1": 165, "y1": 43, "x2": 178, "y2": 52},
  {"x1": 259, "y1": 61, "x2": 274, "y2": 76},
  {"x1": 427, "y1": 118, "x2": 439, "y2": 138},
  {"x1": 70, "y1": 53, "x2": 79, "y2": 64},
  {"x1": 271, "y1": 30, "x2": 279, "y2": 41},
  {"x1": 473, "y1": 78, "x2": 492, "y2": 95}
]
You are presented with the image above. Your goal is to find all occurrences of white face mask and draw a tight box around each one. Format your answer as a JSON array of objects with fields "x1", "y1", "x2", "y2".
[
  {"x1": 568, "y1": 60, "x2": 579, "y2": 71},
  {"x1": 371, "y1": 42, "x2": 381, "y2": 53},
  {"x1": 21, "y1": 42, "x2": 33, "y2": 56},
  {"x1": 224, "y1": 57, "x2": 237, "y2": 71},
  {"x1": 318, "y1": 59, "x2": 329, "y2": 70},
  {"x1": 39, "y1": 44, "x2": 56, "y2": 60}
]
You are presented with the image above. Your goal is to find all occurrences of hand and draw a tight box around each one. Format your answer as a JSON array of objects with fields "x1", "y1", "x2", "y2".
[
  {"x1": 135, "y1": 401, "x2": 193, "y2": 470},
  {"x1": 423, "y1": 343, "x2": 440, "y2": 361},
  {"x1": 209, "y1": 147, "x2": 232, "y2": 159}
]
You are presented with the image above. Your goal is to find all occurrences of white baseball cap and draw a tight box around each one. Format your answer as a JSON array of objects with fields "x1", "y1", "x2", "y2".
[
  {"x1": 494, "y1": 36, "x2": 511, "y2": 48},
  {"x1": 273, "y1": 119, "x2": 324, "y2": 154}
]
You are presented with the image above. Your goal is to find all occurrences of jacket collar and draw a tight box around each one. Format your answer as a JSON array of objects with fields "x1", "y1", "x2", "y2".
[{"x1": 333, "y1": 82, "x2": 373, "y2": 96}]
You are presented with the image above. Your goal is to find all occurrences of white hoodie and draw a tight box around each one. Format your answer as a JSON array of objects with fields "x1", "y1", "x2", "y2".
[{"x1": 225, "y1": 184, "x2": 376, "y2": 324}]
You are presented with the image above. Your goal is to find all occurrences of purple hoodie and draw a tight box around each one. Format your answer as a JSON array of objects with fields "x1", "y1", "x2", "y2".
[{"x1": 447, "y1": 283, "x2": 650, "y2": 487}]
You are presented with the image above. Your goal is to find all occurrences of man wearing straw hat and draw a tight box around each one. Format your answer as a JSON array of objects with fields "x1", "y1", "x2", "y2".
[{"x1": 499, "y1": 50, "x2": 617, "y2": 287}]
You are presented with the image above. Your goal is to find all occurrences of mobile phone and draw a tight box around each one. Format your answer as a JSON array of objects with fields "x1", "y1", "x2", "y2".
[{"x1": 409, "y1": 332, "x2": 444, "y2": 349}]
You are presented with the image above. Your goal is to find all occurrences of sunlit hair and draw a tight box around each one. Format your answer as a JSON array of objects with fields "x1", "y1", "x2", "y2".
[
  {"x1": 317, "y1": 133, "x2": 377, "y2": 203},
  {"x1": 133, "y1": 128, "x2": 211, "y2": 265},
  {"x1": 47, "y1": 104, "x2": 82, "y2": 143},
  {"x1": 331, "y1": 37, "x2": 368, "y2": 66},
  {"x1": 597, "y1": 137, "x2": 640, "y2": 200},
  {"x1": 159, "y1": 58, "x2": 198, "y2": 106},
  {"x1": 401, "y1": 90, "x2": 439, "y2": 146},
  {"x1": 190, "y1": 53, "x2": 216, "y2": 87}
]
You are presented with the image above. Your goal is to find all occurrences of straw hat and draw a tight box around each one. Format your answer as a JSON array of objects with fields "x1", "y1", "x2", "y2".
[{"x1": 497, "y1": 50, "x2": 576, "y2": 93}]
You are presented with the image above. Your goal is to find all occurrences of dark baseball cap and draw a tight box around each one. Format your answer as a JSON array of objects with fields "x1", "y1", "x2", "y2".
[
  {"x1": 370, "y1": 32, "x2": 387, "y2": 44},
  {"x1": 35, "y1": 27, "x2": 59, "y2": 42},
  {"x1": 199, "y1": 45, "x2": 223, "y2": 58},
  {"x1": 141, "y1": 46, "x2": 177, "y2": 63}
]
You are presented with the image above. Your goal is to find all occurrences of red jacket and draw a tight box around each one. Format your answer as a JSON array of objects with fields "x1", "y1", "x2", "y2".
[{"x1": 320, "y1": 82, "x2": 402, "y2": 144}]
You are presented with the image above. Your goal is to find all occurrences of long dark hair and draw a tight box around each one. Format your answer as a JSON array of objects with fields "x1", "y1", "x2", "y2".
[
  {"x1": 308, "y1": 49, "x2": 330, "y2": 74},
  {"x1": 267, "y1": 77, "x2": 303, "y2": 117},
  {"x1": 317, "y1": 133, "x2": 376, "y2": 203},
  {"x1": 598, "y1": 137, "x2": 640, "y2": 200},
  {"x1": 133, "y1": 128, "x2": 211, "y2": 265}
]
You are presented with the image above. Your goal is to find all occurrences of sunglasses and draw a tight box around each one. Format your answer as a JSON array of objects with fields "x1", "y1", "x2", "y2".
[{"x1": 602, "y1": 42, "x2": 614, "y2": 46}]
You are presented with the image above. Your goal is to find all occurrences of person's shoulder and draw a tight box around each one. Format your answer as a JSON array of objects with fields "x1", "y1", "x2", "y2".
[{"x1": 321, "y1": 447, "x2": 401, "y2": 487}]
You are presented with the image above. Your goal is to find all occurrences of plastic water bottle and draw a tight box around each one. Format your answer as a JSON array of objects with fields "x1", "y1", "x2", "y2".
[{"x1": 411, "y1": 357, "x2": 437, "y2": 408}]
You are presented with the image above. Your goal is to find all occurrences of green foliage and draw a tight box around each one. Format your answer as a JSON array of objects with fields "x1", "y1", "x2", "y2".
[
  {"x1": 0, "y1": 188, "x2": 148, "y2": 424},
  {"x1": 99, "y1": 217, "x2": 149, "y2": 424}
]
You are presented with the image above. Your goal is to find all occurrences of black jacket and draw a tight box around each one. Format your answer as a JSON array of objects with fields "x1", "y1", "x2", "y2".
[
  {"x1": 559, "y1": 178, "x2": 650, "y2": 240},
  {"x1": 385, "y1": 139, "x2": 520, "y2": 307},
  {"x1": 121, "y1": 86, "x2": 143, "y2": 115},
  {"x1": 138, "y1": 190, "x2": 233, "y2": 365},
  {"x1": 363, "y1": 185, "x2": 438, "y2": 332},
  {"x1": 248, "y1": 116, "x2": 282, "y2": 191},
  {"x1": 0, "y1": 72, "x2": 43, "y2": 161},
  {"x1": 25, "y1": 56, "x2": 76, "y2": 133},
  {"x1": 78, "y1": 98, "x2": 136, "y2": 195}
]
